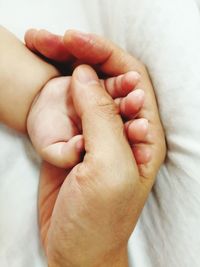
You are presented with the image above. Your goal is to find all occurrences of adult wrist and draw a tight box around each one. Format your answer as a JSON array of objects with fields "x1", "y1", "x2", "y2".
[{"x1": 48, "y1": 245, "x2": 129, "y2": 267}]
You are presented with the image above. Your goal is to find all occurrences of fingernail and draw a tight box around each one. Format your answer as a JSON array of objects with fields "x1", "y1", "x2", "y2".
[
  {"x1": 129, "y1": 71, "x2": 141, "y2": 80},
  {"x1": 76, "y1": 138, "x2": 84, "y2": 153},
  {"x1": 139, "y1": 118, "x2": 148, "y2": 130},
  {"x1": 131, "y1": 89, "x2": 145, "y2": 100},
  {"x1": 76, "y1": 65, "x2": 98, "y2": 84},
  {"x1": 65, "y1": 29, "x2": 89, "y2": 41}
]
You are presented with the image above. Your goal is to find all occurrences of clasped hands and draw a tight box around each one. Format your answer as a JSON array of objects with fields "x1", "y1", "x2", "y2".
[{"x1": 24, "y1": 29, "x2": 166, "y2": 267}]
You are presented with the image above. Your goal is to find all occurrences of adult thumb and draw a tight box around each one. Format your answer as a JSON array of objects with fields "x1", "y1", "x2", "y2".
[{"x1": 71, "y1": 64, "x2": 135, "y2": 161}]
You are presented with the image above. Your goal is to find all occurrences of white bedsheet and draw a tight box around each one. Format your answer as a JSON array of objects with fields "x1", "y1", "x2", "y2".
[{"x1": 0, "y1": 0, "x2": 200, "y2": 266}]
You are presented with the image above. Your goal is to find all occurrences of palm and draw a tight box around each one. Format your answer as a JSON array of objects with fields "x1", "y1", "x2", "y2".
[
  {"x1": 28, "y1": 77, "x2": 80, "y2": 154},
  {"x1": 39, "y1": 162, "x2": 67, "y2": 248}
]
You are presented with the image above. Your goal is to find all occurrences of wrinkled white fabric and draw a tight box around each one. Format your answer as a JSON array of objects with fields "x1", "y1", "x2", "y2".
[{"x1": 0, "y1": 0, "x2": 200, "y2": 266}]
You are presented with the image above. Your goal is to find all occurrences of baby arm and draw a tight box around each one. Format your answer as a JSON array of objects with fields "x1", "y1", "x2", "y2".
[{"x1": 0, "y1": 26, "x2": 59, "y2": 132}]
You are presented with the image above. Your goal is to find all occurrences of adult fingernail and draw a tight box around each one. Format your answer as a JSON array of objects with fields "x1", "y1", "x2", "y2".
[
  {"x1": 138, "y1": 118, "x2": 148, "y2": 130},
  {"x1": 76, "y1": 65, "x2": 98, "y2": 84},
  {"x1": 65, "y1": 29, "x2": 89, "y2": 41},
  {"x1": 129, "y1": 71, "x2": 141, "y2": 80},
  {"x1": 130, "y1": 89, "x2": 145, "y2": 100}
]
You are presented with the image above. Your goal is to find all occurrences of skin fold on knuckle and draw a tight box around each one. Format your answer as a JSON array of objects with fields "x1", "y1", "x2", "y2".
[
  {"x1": 74, "y1": 33, "x2": 97, "y2": 61},
  {"x1": 94, "y1": 94, "x2": 120, "y2": 121}
]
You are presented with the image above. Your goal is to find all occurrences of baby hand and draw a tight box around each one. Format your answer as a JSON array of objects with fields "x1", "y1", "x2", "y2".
[{"x1": 27, "y1": 67, "x2": 149, "y2": 168}]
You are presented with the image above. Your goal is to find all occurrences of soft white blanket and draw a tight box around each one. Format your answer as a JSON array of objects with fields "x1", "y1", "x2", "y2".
[{"x1": 0, "y1": 0, "x2": 200, "y2": 266}]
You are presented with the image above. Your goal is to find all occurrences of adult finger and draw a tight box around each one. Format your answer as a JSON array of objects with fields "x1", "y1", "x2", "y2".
[
  {"x1": 25, "y1": 29, "x2": 72, "y2": 62},
  {"x1": 25, "y1": 29, "x2": 143, "y2": 75},
  {"x1": 63, "y1": 30, "x2": 143, "y2": 75},
  {"x1": 64, "y1": 31, "x2": 166, "y2": 180},
  {"x1": 70, "y1": 64, "x2": 137, "y2": 169}
]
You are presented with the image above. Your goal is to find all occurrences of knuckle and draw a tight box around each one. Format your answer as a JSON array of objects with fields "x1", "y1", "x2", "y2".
[
  {"x1": 72, "y1": 163, "x2": 89, "y2": 185},
  {"x1": 78, "y1": 34, "x2": 96, "y2": 59},
  {"x1": 95, "y1": 95, "x2": 119, "y2": 117},
  {"x1": 137, "y1": 63, "x2": 146, "y2": 76},
  {"x1": 72, "y1": 160, "x2": 106, "y2": 188}
]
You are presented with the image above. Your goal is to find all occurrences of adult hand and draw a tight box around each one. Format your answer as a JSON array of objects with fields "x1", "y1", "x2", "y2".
[
  {"x1": 40, "y1": 65, "x2": 145, "y2": 267},
  {"x1": 25, "y1": 29, "x2": 166, "y2": 180},
  {"x1": 25, "y1": 30, "x2": 166, "y2": 266}
]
